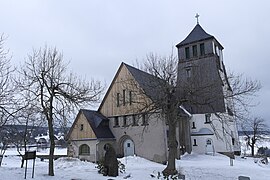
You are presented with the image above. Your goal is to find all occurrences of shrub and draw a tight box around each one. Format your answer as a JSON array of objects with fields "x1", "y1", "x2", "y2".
[{"x1": 95, "y1": 159, "x2": 125, "y2": 174}]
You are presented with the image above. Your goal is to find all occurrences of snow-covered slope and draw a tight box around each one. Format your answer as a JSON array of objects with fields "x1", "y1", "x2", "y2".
[{"x1": 0, "y1": 149, "x2": 269, "y2": 180}]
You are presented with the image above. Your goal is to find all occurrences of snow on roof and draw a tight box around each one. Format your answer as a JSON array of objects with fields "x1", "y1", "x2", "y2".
[
  {"x1": 179, "y1": 105, "x2": 192, "y2": 117},
  {"x1": 191, "y1": 128, "x2": 214, "y2": 136},
  {"x1": 35, "y1": 134, "x2": 59, "y2": 142}
]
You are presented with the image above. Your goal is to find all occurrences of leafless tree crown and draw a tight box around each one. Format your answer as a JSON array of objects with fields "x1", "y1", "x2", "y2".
[{"x1": 0, "y1": 34, "x2": 15, "y2": 126}]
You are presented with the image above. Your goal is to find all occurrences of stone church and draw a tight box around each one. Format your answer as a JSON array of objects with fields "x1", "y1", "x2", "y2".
[{"x1": 66, "y1": 22, "x2": 241, "y2": 163}]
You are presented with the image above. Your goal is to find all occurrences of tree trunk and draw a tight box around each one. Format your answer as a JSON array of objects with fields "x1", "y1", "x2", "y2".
[
  {"x1": 251, "y1": 146, "x2": 254, "y2": 157},
  {"x1": 48, "y1": 119, "x2": 55, "y2": 176},
  {"x1": 251, "y1": 137, "x2": 256, "y2": 157},
  {"x1": 162, "y1": 120, "x2": 178, "y2": 177},
  {"x1": 251, "y1": 142, "x2": 255, "y2": 157},
  {"x1": 20, "y1": 156, "x2": 24, "y2": 168},
  {"x1": 21, "y1": 128, "x2": 28, "y2": 168}
]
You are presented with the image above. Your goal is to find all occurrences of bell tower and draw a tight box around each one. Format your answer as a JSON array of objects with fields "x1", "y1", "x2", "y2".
[
  {"x1": 176, "y1": 18, "x2": 227, "y2": 114},
  {"x1": 176, "y1": 16, "x2": 234, "y2": 154}
]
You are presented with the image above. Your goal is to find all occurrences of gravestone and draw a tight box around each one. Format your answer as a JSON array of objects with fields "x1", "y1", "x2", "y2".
[
  {"x1": 103, "y1": 143, "x2": 118, "y2": 177},
  {"x1": 238, "y1": 176, "x2": 250, "y2": 180}
]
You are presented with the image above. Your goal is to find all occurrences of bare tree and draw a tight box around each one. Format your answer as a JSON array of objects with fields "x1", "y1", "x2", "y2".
[
  {"x1": 227, "y1": 73, "x2": 261, "y2": 121},
  {"x1": 241, "y1": 117, "x2": 268, "y2": 157},
  {"x1": 0, "y1": 34, "x2": 14, "y2": 127},
  {"x1": 16, "y1": 46, "x2": 103, "y2": 176},
  {"x1": 0, "y1": 127, "x2": 11, "y2": 166},
  {"x1": 11, "y1": 101, "x2": 44, "y2": 168},
  {"x1": 131, "y1": 53, "x2": 179, "y2": 176},
  {"x1": 130, "y1": 51, "x2": 261, "y2": 176}
]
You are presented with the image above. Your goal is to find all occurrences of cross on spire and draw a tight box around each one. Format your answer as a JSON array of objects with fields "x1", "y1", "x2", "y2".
[{"x1": 195, "y1": 13, "x2": 200, "y2": 24}]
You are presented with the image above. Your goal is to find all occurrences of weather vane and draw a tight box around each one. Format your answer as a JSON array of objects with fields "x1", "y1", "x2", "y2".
[{"x1": 195, "y1": 13, "x2": 200, "y2": 24}]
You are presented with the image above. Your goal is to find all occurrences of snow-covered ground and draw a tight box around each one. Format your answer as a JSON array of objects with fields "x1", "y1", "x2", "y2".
[
  {"x1": 0, "y1": 148, "x2": 269, "y2": 180},
  {"x1": 0, "y1": 136, "x2": 270, "y2": 180}
]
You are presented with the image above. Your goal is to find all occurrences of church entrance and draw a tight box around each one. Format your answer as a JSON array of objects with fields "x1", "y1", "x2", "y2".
[
  {"x1": 205, "y1": 139, "x2": 214, "y2": 155},
  {"x1": 123, "y1": 139, "x2": 135, "y2": 157}
]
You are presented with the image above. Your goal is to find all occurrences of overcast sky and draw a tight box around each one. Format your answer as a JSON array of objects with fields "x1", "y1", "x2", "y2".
[{"x1": 1, "y1": 0, "x2": 270, "y2": 125}]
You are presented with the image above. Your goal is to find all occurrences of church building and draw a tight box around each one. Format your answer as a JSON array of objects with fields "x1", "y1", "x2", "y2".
[{"x1": 66, "y1": 21, "x2": 241, "y2": 163}]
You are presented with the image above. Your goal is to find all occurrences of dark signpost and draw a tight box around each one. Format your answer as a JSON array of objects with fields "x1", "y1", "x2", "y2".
[
  {"x1": 0, "y1": 154, "x2": 3, "y2": 167},
  {"x1": 24, "y1": 151, "x2": 36, "y2": 179}
]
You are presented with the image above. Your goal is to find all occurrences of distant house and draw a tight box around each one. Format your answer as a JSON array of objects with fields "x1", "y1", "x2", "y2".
[
  {"x1": 35, "y1": 134, "x2": 59, "y2": 147},
  {"x1": 67, "y1": 23, "x2": 241, "y2": 163}
]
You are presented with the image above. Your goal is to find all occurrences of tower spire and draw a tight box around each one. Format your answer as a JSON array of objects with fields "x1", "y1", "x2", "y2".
[{"x1": 195, "y1": 13, "x2": 200, "y2": 24}]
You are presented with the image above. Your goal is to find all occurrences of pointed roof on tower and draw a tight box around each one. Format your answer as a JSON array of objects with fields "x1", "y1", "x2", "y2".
[{"x1": 176, "y1": 24, "x2": 214, "y2": 47}]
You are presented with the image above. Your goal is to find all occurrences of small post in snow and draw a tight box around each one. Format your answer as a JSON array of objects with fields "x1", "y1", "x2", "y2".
[{"x1": 230, "y1": 157, "x2": 233, "y2": 166}]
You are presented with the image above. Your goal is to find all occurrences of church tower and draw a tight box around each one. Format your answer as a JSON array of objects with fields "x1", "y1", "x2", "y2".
[
  {"x1": 176, "y1": 16, "x2": 239, "y2": 155},
  {"x1": 176, "y1": 20, "x2": 227, "y2": 114}
]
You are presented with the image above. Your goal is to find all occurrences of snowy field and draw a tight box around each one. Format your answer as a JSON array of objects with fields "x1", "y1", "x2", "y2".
[
  {"x1": 0, "y1": 149, "x2": 269, "y2": 180},
  {"x1": 0, "y1": 136, "x2": 270, "y2": 180}
]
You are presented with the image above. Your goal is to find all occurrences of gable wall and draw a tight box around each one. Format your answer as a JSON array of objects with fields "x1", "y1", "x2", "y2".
[
  {"x1": 100, "y1": 65, "x2": 152, "y2": 117},
  {"x1": 69, "y1": 113, "x2": 96, "y2": 140},
  {"x1": 99, "y1": 65, "x2": 168, "y2": 163}
]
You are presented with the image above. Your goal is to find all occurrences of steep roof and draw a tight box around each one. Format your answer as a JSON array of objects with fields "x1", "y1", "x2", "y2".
[
  {"x1": 66, "y1": 109, "x2": 115, "y2": 140},
  {"x1": 176, "y1": 24, "x2": 214, "y2": 47},
  {"x1": 124, "y1": 63, "x2": 168, "y2": 102},
  {"x1": 80, "y1": 109, "x2": 115, "y2": 139}
]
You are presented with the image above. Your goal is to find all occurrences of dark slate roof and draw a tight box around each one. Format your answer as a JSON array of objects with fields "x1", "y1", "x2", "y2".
[
  {"x1": 124, "y1": 63, "x2": 168, "y2": 103},
  {"x1": 80, "y1": 109, "x2": 115, "y2": 139},
  {"x1": 176, "y1": 24, "x2": 214, "y2": 47}
]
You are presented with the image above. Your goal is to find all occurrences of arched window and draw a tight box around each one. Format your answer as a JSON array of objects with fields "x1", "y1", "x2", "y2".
[
  {"x1": 79, "y1": 144, "x2": 90, "y2": 155},
  {"x1": 206, "y1": 139, "x2": 212, "y2": 145}
]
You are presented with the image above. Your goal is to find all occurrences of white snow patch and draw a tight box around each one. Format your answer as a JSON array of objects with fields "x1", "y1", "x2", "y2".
[{"x1": 1, "y1": 136, "x2": 270, "y2": 180}]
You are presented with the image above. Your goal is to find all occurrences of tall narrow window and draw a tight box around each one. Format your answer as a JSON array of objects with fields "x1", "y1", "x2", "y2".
[
  {"x1": 193, "y1": 139, "x2": 197, "y2": 146},
  {"x1": 192, "y1": 122, "x2": 196, "y2": 129},
  {"x1": 132, "y1": 115, "x2": 138, "y2": 126},
  {"x1": 200, "y1": 43, "x2": 205, "y2": 56},
  {"x1": 186, "y1": 68, "x2": 191, "y2": 78},
  {"x1": 227, "y1": 106, "x2": 233, "y2": 116},
  {"x1": 114, "y1": 117, "x2": 119, "y2": 127},
  {"x1": 232, "y1": 138, "x2": 235, "y2": 146},
  {"x1": 192, "y1": 45, "x2": 197, "y2": 57},
  {"x1": 123, "y1": 116, "x2": 127, "y2": 127},
  {"x1": 123, "y1": 90, "x2": 126, "y2": 106},
  {"x1": 116, "y1": 93, "x2": 120, "y2": 107},
  {"x1": 185, "y1": 47, "x2": 190, "y2": 59},
  {"x1": 80, "y1": 124, "x2": 84, "y2": 131},
  {"x1": 129, "y1": 91, "x2": 132, "y2": 105},
  {"x1": 141, "y1": 113, "x2": 148, "y2": 126},
  {"x1": 205, "y1": 114, "x2": 211, "y2": 123},
  {"x1": 215, "y1": 46, "x2": 220, "y2": 56}
]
